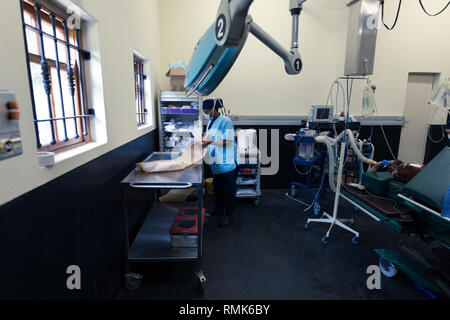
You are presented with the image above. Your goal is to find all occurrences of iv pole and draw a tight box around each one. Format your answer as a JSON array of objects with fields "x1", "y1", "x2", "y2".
[{"x1": 305, "y1": 76, "x2": 372, "y2": 245}]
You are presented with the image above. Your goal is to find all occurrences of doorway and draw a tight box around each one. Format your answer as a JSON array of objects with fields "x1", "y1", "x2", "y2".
[{"x1": 398, "y1": 73, "x2": 438, "y2": 163}]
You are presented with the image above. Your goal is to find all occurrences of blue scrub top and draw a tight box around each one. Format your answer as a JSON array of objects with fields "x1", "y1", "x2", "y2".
[{"x1": 206, "y1": 114, "x2": 238, "y2": 175}]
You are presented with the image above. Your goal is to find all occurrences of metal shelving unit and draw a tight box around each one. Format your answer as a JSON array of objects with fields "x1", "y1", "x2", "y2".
[
  {"x1": 121, "y1": 152, "x2": 206, "y2": 292},
  {"x1": 159, "y1": 91, "x2": 202, "y2": 154},
  {"x1": 236, "y1": 149, "x2": 262, "y2": 206}
]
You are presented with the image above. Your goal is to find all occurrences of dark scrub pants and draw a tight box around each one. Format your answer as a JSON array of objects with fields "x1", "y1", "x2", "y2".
[{"x1": 212, "y1": 168, "x2": 238, "y2": 217}]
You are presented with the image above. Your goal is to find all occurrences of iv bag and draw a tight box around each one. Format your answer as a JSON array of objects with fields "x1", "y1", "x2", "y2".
[
  {"x1": 362, "y1": 85, "x2": 375, "y2": 116},
  {"x1": 430, "y1": 81, "x2": 449, "y2": 110}
]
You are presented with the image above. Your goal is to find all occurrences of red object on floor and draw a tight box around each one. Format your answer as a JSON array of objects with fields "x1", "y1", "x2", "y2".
[
  {"x1": 170, "y1": 208, "x2": 206, "y2": 235},
  {"x1": 178, "y1": 208, "x2": 206, "y2": 225}
]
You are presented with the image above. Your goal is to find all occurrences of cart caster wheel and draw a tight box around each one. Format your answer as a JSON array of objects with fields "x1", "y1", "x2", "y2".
[
  {"x1": 196, "y1": 271, "x2": 207, "y2": 294},
  {"x1": 379, "y1": 256, "x2": 398, "y2": 278},
  {"x1": 321, "y1": 237, "x2": 328, "y2": 245},
  {"x1": 254, "y1": 198, "x2": 261, "y2": 207},
  {"x1": 197, "y1": 280, "x2": 206, "y2": 293},
  {"x1": 351, "y1": 237, "x2": 359, "y2": 245},
  {"x1": 124, "y1": 273, "x2": 143, "y2": 290},
  {"x1": 290, "y1": 187, "x2": 296, "y2": 198},
  {"x1": 304, "y1": 223, "x2": 310, "y2": 231},
  {"x1": 313, "y1": 203, "x2": 321, "y2": 216}
]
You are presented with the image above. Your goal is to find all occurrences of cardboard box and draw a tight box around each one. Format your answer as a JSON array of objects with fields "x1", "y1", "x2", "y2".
[{"x1": 166, "y1": 69, "x2": 186, "y2": 91}]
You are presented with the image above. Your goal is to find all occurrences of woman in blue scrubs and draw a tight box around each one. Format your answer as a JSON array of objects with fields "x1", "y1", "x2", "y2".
[{"x1": 202, "y1": 99, "x2": 238, "y2": 227}]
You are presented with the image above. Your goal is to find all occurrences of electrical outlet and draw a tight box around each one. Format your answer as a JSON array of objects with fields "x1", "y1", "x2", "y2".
[{"x1": 0, "y1": 91, "x2": 23, "y2": 160}]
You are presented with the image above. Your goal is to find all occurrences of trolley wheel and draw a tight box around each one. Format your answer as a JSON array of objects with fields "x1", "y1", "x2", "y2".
[
  {"x1": 313, "y1": 203, "x2": 321, "y2": 216},
  {"x1": 254, "y1": 198, "x2": 261, "y2": 207},
  {"x1": 379, "y1": 257, "x2": 398, "y2": 278},
  {"x1": 197, "y1": 280, "x2": 206, "y2": 293},
  {"x1": 290, "y1": 187, "x2": 296, "y2": 198},
  {"x1": 124, "y1": 273, "x2": 143, "y2": 291},
  {"x1": 196, "y1": 271, "x2": 207, "y2": 294},
  {"x1": 304, "y1": 223, "x2": 310, "y2": 231},
  {"x1": 351, "y1": 236, "x2": 359, "y2": 245},
  {"x1": 321, "y1": 237, "x2": 328, "y2": 245}
]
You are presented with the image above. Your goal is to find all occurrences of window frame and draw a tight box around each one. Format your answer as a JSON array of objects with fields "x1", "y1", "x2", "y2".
[
  {"x1": 134, "y1": 55, "x2": 148, "y2": 127},
  {"x1": 21, "y1": 0, "x2": 92, "y2": 153}
]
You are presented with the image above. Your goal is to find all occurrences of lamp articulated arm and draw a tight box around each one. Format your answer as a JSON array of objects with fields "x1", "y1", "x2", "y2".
[{"x1": 214, "y1": 0, "x2": 307, "y2": 75}]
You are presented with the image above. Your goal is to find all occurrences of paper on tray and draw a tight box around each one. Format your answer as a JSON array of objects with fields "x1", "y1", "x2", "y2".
[
  {"x1": 136, "y1": 141, "x2": 207, "y2": 173},
  {"x1": 159, "y1": 188, "x2": 196, "y2": 203}
]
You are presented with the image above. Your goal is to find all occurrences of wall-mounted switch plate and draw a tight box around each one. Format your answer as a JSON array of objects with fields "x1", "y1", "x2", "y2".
[{"x1": 0, "y1": 91, "x2": 23, "y2": 161}]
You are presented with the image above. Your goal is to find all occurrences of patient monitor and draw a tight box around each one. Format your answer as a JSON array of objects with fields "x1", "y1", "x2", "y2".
[{"x1": 311, "y1": 106, "x2": 335, "y2": 123}]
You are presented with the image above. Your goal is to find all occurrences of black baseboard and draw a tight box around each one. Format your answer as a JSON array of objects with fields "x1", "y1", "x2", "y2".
[{"x1": 0, "y1": 131, "x2": 157, "y2": 299}]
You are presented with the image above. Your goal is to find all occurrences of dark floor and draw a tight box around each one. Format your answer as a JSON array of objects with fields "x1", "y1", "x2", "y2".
[{"x1": 117, "y1": 189, "x2": 433, "y2": 300}]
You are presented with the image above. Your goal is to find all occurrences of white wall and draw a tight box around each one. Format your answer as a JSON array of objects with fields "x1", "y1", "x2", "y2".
[
  {"x1": 0, "y1": 0, "x2": 161, "y2": 205},
  {"x1": 159, "y1": 0, "x2": 450, "y2": 117}
]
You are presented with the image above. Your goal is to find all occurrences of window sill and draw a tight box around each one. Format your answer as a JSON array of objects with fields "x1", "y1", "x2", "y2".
[
  {"x1": 50, "y1": 141, "x2": 107, "y2": 166},
  {"x1": 138, "y1": 123, "x2": 153, "y2": 131}
]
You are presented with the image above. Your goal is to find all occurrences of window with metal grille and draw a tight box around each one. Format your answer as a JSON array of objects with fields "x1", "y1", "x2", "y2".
[
  {"x1": 20, "y1": 0, "x2": 92, "y2": 152},
  {"x1": 134, "y1": 56, "x2": 148, "y2": 126}
]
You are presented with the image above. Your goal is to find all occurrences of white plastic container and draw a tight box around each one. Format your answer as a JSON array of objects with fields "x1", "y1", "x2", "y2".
[
  {"x1": 237, "y1": 129, "x2": 257, "y2": 152},
  {"x1": 38, "y1": 151, "x2": 55, "y2": 167}
]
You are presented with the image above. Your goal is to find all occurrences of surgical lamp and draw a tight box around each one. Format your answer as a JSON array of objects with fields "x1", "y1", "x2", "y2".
[{"x1": 185, "y1": 0, "x2": 307, "y2": 96}]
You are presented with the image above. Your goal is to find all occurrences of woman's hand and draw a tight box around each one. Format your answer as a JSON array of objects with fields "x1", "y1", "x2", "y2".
[
  {"x1": 204, "y1": 140, "x2": 231, "y2": 148},
  {"x1": 202, "y1": 140, "x2": 213, "y2": 148}
]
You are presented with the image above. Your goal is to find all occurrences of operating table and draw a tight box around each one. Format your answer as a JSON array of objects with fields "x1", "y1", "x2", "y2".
[{"x1": 342, "y1": 147, "x2": 450, "y2": 297}]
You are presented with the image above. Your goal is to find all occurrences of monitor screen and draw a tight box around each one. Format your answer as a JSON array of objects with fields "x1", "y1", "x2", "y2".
[{"x1": 316, "y1": 108, "x2": 330, "y2": 120}]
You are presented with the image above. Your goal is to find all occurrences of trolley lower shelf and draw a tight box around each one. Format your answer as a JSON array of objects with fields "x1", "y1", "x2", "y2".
[
  {"x1": 121, "y1": 151, "x2": 206, "y2": 292},
  {"x1": 129, "y1": 202, "x2": 200, "y2": 262}
]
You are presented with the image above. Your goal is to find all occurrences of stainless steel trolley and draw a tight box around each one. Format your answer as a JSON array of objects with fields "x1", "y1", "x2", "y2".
[{"x1": 121, "y1": 152, "x2": 206, "y2": 292}]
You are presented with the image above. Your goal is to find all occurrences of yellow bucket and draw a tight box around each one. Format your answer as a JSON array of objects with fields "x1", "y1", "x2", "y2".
[{"x1": 205, "y1": 178, "x2": 214, "y2": 195}]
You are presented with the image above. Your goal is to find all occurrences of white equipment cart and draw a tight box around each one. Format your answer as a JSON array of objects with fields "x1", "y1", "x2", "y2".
[{"x1": 236, "y1": 129, "x2": 262, "y2": 206}]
